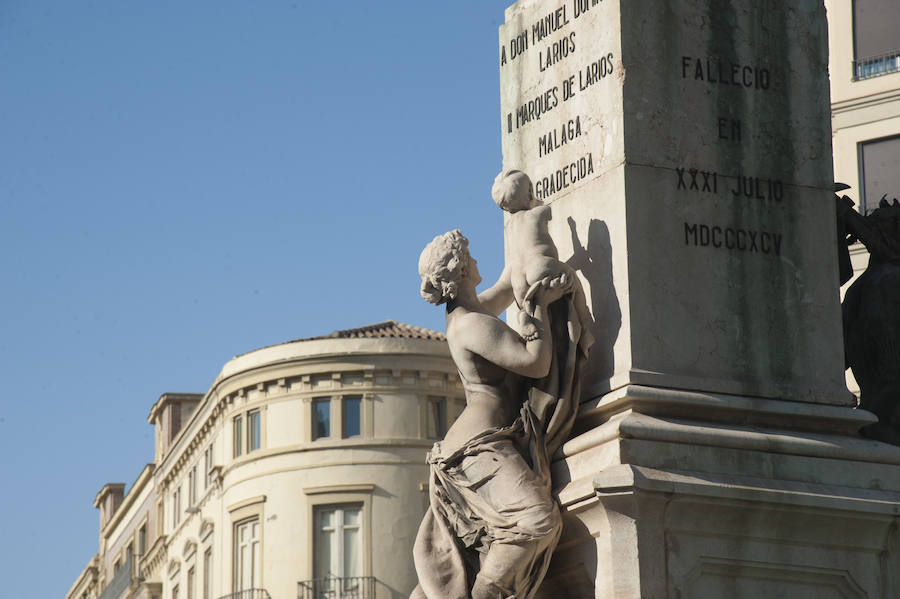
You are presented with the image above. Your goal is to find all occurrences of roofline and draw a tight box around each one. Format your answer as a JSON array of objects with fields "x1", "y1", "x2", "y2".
[
  {"x1": 153, "y1": 345, "x2": 454, "y2": 479},
  {"x1": 219, "y1": 336, "x2": 450, "y2": 383},
  {"x1": 93, "y1": 483, "x2": 126, "y2": 509},
  {"x1": 101, "y1": 463, "x2": 156, "y2": 538},
  {"x1": 234, "y1": 320, "x2": 446, "y2": 357},
  {"x1": 147, "y1": 392, "x2": 205, "y2": 423},
  {"x1": 64, "y1": 554, "x2": 99, "y2": 599}
]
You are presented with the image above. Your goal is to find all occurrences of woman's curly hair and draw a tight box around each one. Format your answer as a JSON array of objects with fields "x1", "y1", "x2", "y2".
[{"x1": 418, "y1": 229, "x2": 470, "y2": 305}]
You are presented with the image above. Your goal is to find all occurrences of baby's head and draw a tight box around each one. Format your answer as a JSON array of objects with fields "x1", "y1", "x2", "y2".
[{"x1": 491, "y1": 169, "x2": 538, "y2": 213}]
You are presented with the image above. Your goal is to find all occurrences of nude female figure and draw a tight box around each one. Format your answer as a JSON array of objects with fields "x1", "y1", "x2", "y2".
[{"x1": 411, "y1": 229, "x2": 576, "y2": 599}]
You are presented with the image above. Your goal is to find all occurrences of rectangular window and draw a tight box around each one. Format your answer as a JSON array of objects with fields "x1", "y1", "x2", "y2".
[
  {"x1": 173, "y1": 487, "x2": 181, "y2": 527},
  {"x1": 203, "y1": 548, "x2": 212, "y2": 599},
  {"x1": 425, "y1": 397, "x2": 447, "y2": 439},
  {"x1": 126, "y1": 542, "x2": 133, "y2": 562},
  {"x1": 233, "y1": 415, "x2": 243, "y2": 458},
  {"x1": 157, "y1": 500, "x2": 165, "y2": 536},
  {"x1": 234, "y1": 519, "x2": 260, "y2": 592},
  {"x1": 188, "y1": 466, "x2": 197, "y2": 507},
  {"x1": 248, "y1": 409, "x2": 261, "y2": 452},
  {"x1": 138, "y1": 524, "x2": 147, "y2": 556},
  {"x1": 113, "y1": 559, "x2": 120, "y2": 574},
  {"x1": 859, "y1": 135, "x2": 900, "y2": 214},
  {"x1": 172, "y1": 584, "x2": 179, "y2": 599},
  {"x1": 853, "y1": 0, "x2": 900, "y2": 79},
  {"x1": 204, "y1": 445, "x2": 214, "y2": 489},
  {"x1": 313, "y1": 398, "x2": 331, "y2": 439},
  {"x1": 187, "y1": 566, "x2": 196, "y2": 599},
  {"x1": 343, "y1": 396, "x2": 362, "y2": 438},
  {"x1": 314, "y1": 505, "x2": 363, "y2": 585}
]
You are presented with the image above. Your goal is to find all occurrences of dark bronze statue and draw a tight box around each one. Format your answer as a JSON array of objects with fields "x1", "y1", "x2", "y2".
[{"x1": 837, "y1": 185, "x2": 900, "y2": 444}]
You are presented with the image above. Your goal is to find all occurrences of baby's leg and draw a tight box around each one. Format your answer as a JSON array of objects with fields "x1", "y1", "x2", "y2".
[
  {"x1": 510, "y1": 270, "x2": 530, "y2": 311},
  {"x1": 515, "y1": 257, "x2": 570, "y2": 343},
  {"x1": 523, "y1": 255, "x2": 567, "y2": 284},
  {"x1": 508, "y1": 269, "x2": 542, "y2": 340},
  {"x1": 519, "y1": 257, "x2": 597, "y2": 349},
  {"x1": 521, "y1": 256, "x2": 572, "y2": 309}
]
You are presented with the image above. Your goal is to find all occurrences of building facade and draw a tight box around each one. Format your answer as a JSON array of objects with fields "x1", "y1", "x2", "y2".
[
  {"x1": 66, "y1": 321, "x2": 461, "y2": 599},
  {"x1": 827, "y1": 1, "x2": 900, "y2": 395},
  {"x1": 828, "y1": 0, "x2": 900, "y2": 214}
]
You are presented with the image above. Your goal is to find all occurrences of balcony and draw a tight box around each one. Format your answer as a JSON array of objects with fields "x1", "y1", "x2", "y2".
[
  {"x1": 217, "y1": 590, "x2": 271, "y2": 599},
  {"x1": 853, "y1": 50, "x2": 900, "y2": 80},
  {"x1": 297, "y1": 576, "x2": 376, "y2": 599},
  {"x1": 97, "y1": 555, "x2": 133, "y2": 599}
]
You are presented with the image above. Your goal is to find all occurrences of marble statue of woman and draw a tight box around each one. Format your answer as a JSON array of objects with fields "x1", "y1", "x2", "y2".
[{"x1": 410, "y1": 229, "x2": 589, "y2": 599}]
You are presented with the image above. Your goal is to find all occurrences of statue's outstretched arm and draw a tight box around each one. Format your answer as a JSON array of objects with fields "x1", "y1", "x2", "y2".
[
  {"x1": 461, "y1": 280, "x2": 570, "y2": 380},
  {"x1": 478, "y1": 263, "x2": 514, "y2": 317}
]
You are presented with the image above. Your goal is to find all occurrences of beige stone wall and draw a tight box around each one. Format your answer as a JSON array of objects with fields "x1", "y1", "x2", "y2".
[{"x1": 93, "y1": 468, "x2": 155, "y2": 594}]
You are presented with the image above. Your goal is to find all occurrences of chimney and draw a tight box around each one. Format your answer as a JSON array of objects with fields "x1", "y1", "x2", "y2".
[{"x1": 93, "y1": 483, "x2": 126, "y2": 531}]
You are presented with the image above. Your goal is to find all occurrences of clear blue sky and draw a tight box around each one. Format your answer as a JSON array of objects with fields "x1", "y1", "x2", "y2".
[{"x1": 0, "y1": 2, "x2": 511, "y2": 596}]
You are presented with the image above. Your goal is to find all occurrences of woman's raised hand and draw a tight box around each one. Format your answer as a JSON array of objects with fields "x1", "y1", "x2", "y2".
[{"x1": 533, "y1": 272, "x2": 574, "y2": 305}]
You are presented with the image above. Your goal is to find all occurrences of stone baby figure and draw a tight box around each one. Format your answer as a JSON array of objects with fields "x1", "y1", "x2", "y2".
[{"x1": 492, "y1": 169, "x2": 594, "y2": 347}]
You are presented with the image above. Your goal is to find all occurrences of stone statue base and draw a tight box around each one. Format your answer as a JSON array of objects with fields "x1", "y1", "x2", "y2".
[{"x1": 539, "y1": 386, "x2": 900, "y2": 598}]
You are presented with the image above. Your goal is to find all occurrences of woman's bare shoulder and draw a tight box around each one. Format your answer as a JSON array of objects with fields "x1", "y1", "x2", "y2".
[
  {"x1": 449, "y1": 311, "x2": 514, "y2": 343},
  {"x1": 449, "y1": 310, "x2": 505, "y2": 331},
  {"x1": 451, "y1": 313, "x2": 526, "y2": 363}
]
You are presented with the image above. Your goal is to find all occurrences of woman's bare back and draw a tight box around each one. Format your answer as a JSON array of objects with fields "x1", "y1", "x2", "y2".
[{"x1": 442, "y1": 311, "x2": 524, "y2": 451}]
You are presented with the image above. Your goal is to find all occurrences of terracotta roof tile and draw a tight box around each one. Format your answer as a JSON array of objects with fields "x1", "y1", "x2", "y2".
[
  {"x1": 239, "y1": 321, "x2": 447, "y2": 356},
  {"x1": 300, "y1": 320, "x2": 446, "y2": 341}
]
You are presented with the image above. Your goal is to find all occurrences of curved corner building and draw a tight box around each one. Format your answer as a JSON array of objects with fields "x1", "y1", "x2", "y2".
[{"x1": 66, "y1": 321, "x2": 461, "y2": 599}]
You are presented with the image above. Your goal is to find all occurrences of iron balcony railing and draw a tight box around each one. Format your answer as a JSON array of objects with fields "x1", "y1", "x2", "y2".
[
  {"x1": 217, "y1": 590, "x2": 272, "y2": 599},
  {"x1": 297, "y1": 575, "x2": 376, "y2": 599},
  {"x1": 854, "y1": 50, "x2": 900, "y2": 80}
]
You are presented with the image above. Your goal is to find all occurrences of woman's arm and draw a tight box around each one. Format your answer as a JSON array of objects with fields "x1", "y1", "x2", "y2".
[
  {"x1": 478, "y1": 263, "x2": 515, "y2": 317},
  {"x1": 459, "y1": 278, "x2": 571, "y2": 379},
  {"x1": 457, "y1": 308, "x2": 552, "y2": 379}
]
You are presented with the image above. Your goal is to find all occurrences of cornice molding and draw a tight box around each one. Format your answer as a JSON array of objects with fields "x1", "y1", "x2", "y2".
[
  {"x1": 199, "y1": 518, "x2": 214, "y2": 542},
  {"x1": 166, "y1": 557, "x2": 181, "y2": 579},
  {"x1": 158, "y1": 366, "x2": 460, "y2": 486},
  {"x1": 227, "y1": 495, "x2": 266, "y2": 513},
  {"x1": 832, "y1": 87, "x2": 900, "y2": 115},
  {"x1": 141, "y1": 534, "x2": 168, "y2": 579},
  {"x1": 304, "y1": 483, "x2": 375, "y2": 495},
  {"x1": 182, "y1": 539, "x2": 197, "y2": 560}
]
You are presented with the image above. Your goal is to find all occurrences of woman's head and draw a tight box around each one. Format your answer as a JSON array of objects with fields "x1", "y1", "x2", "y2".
[{"x1": 419, "y1": 229, "x2": 473, "y2": 305}]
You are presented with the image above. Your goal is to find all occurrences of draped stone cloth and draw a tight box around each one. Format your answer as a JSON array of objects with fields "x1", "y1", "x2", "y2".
[{"x1": 410, "y1": 298, "x2": 588, "y2": 599}]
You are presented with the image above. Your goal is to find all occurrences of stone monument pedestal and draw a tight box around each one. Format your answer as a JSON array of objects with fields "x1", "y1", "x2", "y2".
[
  {"x1": 539, "y1": 387, "x2": 900, "y2": 598},
  {"x1": 495, "y1": 0, "x2": 900, "y2": 595}
]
